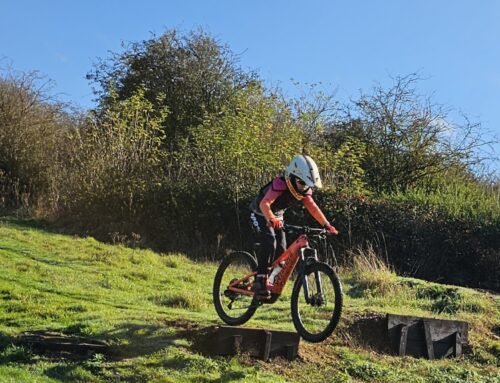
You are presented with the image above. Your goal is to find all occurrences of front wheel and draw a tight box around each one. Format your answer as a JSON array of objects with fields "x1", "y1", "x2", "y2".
[
  {"x1": 291, "y1": 262, "x2": 342, "y2": 342},
  {"x1": 213, "y1": 251, "x2": 258, "y2": 326}
]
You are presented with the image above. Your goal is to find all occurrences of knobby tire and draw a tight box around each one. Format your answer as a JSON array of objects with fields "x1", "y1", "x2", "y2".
[
  {"x1": 213, "y1": 251, "x2": 258, "y2": 326},
  {"x1": 291, "y1": 262, "x2": 343, "y2": 342}
]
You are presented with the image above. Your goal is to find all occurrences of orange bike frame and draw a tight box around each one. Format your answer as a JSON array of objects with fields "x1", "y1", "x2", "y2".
[{"x1": 228, "y1": 234, "x2": 310, "y2": 297}]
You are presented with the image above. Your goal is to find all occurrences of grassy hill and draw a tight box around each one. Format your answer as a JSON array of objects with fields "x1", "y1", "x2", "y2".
[{"x1": 0, "y1": 216, "x2": 498, "y2": 383}]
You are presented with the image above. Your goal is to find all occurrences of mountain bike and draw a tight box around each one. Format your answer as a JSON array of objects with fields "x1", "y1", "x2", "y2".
[{"x1": 213, "y1": 224, "x2": 343, "y2": 343}]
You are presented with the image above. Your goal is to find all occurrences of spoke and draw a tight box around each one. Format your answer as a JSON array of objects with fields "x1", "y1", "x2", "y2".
[
  {"x1": 297, "y1": 269, "x2": 336, "y2": 335},
  {"x1": 218, "y1": 257, "x2": 255, "y2": 319}
]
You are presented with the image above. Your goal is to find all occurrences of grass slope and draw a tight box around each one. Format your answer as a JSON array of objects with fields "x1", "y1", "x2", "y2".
[{"x1": 0, "y1": 216, "x2": 498, "y2": 383}]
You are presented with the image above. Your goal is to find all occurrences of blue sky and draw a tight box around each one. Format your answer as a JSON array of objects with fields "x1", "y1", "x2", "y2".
[{"x1": 1, "y1": 0, "x2": 499, "y2": 172}]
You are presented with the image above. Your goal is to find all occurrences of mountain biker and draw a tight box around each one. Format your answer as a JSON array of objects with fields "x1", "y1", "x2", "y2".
[{"x1": 249, "y1": 154, "x2": 338, "y2": 298}]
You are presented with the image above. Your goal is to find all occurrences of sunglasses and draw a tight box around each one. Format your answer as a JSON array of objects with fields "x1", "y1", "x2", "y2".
[{"x1": 296, "y1": 179, "x2": 307, "y2": 186}]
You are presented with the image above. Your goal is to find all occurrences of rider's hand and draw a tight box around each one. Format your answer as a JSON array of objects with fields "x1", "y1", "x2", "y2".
[
  {"x1": 268, "y1": 217, "x2": 284, "y2": 230},
  {"x1": 324, "y1": 223, "x2": 339, "y2": 235}
]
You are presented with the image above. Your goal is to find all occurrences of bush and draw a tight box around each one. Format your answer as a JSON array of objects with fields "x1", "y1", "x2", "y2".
[
  {"x1": 315, "y1": 186, "x2": 500, "y2": 292},
  {"x1": 57, "y1": 87, "x2": 168, "y2": 233},
  {"x1": 0, "y1": 68, "x2": 71, "y2": 212}
]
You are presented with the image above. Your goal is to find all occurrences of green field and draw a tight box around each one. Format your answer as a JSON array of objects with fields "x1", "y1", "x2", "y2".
[{"x1": 0, "y1": 216, "x2": 498, "y2": 382}]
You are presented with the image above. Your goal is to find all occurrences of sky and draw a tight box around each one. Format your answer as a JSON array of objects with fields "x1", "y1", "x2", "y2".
[{"x1": 1, "y1": 0, "x2": 499, "y2": 173}]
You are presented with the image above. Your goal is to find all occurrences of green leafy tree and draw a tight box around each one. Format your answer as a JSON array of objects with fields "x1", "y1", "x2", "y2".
[
  {"x1": 184, "y1": 85, "x2": 303, "y2": 238},
  {"x1": 60, "y1": 87, "x2": 168, "y2": 224},
  {"x1": 190, "y1": 86, "x2": 303, "y2": 188},
  {"x1": 331, "y1": 137, "x2": 368, "y2": 246},
  {"x1": 87, "y1": 28, "x2": 257, "y2": 151}
]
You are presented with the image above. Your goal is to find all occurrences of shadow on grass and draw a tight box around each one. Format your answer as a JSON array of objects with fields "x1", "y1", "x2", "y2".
[
  {"x1": 96, "y1": 322, "x2": 184, "y2": 360},
  {"x1": 0, "y1": 320, "x2": 204, "y2": 361},
  {"x1": 0, "y1": 212, "x2": 230, "y2": 262},
  {"x1": 0, "y1": 213, "x2": 157, "y2": 253},
  {"x1": 0, "y1": 214, "x2": 57, "y2": 233},
  {"x1": 0, "y1": 332, "x2": 35, "y2": 365},
  {"x1": 0, "y1": 320, "x2": 215, "y2": 382}
]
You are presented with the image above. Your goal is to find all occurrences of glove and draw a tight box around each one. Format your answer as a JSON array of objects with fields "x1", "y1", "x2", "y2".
[
  {"x1": 324, "y1": 223, "x2": 339, "y2": 235},
  {"x1": 268, "y1": 217, "x2": 284, "y2": 230}
]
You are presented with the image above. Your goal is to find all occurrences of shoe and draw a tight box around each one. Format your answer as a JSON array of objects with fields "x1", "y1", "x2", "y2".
[{"x1": 253, "y1": 275, "x2": 271, "y2": 299}]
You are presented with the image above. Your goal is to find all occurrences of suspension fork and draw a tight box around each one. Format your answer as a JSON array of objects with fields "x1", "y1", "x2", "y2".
[{"x1": 299, "y1": 247, "x2": 324, "y2": 303}]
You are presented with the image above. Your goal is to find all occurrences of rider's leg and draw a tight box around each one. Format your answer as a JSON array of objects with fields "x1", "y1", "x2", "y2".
[
  {"x1": 257, "y1": 230, "x2": 276, "y2": 275},
  {"x1": 274, "y1": 226, "x2": 287, "y2": 260},
  {"x1": 250, "y1": 213, "x2": 276, "y2": 297}
]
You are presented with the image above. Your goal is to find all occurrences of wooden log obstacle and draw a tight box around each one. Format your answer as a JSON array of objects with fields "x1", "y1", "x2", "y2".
[
  {"x1": 198, "y1": 315, "x2": 468, "y2": 361},
  {"x1": 387, "y1": 314, "x2": 468, "y2": 359},
  {"x1": 204, "y1": 326, "x2": 300, "y2": 361},
  {"x1": 14, "y1": 331, "x2": 109, "y2": 358}
]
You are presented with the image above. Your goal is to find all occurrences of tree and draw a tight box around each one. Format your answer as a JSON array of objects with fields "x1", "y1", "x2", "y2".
[
  {"x1": 289, "y1": 82, "x2": 340, "y2": 186},
  {"x1": 328, "y1": 74, "x2": 494, "y2": 193},
  {"x1": 0, "y1": 67, "x2": 70, "y2": 210},
  {"x1": 330, "y1": 137, "x2": 368, "y2": 246},
  {"x1": 188, "y1": 85, "x2": 303, "y2": 194},
  {"x1": 87, "y1": 28, "x2": 257, "y2": 151},
  {"x1": 59, "y1": 87, "x2": 168, "y2": 223}
]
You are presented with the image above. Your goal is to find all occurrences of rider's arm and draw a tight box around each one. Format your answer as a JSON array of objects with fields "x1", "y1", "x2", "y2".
[
  {"x1": 259, "y1": 178, "x2": 286, "y2": 222},
  {"x1": 302, "y1": 195, "x2": 329, "y2": 226},
  {"x1": 259, "y1": 188, "x2": 283, "y2": 222}
]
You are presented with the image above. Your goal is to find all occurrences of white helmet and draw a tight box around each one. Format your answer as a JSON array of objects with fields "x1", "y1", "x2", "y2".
[{"x1": 285, "y1": 154, "x2": 323, "y2": 189}]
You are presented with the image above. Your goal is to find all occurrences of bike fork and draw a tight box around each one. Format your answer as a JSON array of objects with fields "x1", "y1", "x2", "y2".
[
  {"x1": 302, "y1": 271, "x2": 324, "y2": 302},
  {"x1": 314, "y1": 270, "x2": 324, "y2": 301},
  {"x1": 300, "y1": 248, "x2": 324, "y2": 304}
]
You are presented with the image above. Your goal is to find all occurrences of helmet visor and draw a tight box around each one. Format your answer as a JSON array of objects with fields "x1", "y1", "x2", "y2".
[
  {"x1": 295, "y1": 177, "x2": 310, "y2": 191},
  {"x1": 296, "y1": 179, "x2": 306, "y2": 186}
]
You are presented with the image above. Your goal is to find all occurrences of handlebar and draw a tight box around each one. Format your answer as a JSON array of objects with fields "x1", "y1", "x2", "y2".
[{"x1": 284, "y1": 224, "x2": 329, "y2": 236}]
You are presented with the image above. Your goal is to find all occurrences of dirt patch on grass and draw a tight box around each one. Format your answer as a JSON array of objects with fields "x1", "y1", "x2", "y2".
[
  {"x1": 339, "y1": 312, "x2": 391, "y2": 353},
  {"x1": 175, "y1": 322, "x2": 218, "y2": 356}
]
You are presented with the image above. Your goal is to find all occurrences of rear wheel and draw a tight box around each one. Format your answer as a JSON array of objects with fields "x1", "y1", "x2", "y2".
[
  {"x1": 291, "y1": 262, "x2": 342, "y2": 342},
  {"x1": 213, "y1": 251, "x2": 258, "y2": 325}
]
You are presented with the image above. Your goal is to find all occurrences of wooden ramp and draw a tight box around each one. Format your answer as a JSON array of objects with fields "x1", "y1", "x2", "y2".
[
  {"x1": 203, "y1": 326, "x2": 300, "y2": 361},
  {"x1": 387, "y1": 314, "x2": 468, "y2": 359}
]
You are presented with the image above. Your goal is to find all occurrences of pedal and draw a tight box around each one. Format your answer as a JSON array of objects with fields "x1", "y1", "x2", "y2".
[{"x1": 255, "y1": 294, "x2": 271, "y2": 301}]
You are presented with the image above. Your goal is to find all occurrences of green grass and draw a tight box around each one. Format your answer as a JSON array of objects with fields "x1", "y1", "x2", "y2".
[{"x1": 0, "y1": 216, "x2": 498, "y2": 382}]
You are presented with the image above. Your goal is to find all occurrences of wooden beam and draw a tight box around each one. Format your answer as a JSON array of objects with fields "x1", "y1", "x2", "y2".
[
  {"x1": 285, "y1": 343, "x2": 298, "y2": 360},
  {"x1": 399, "y1": 325, "x2": 408, "y2": 356},
  {"x1": 262, "y1": 330, "x2": 272, "y2": 361},
  {"x1": 454, "y1": 332, "x2": 462, "y2": 357},
  {"x1": 232, "y1": 334, "x2": 242, "y2": 354},
  {"x1": 423, "y1": 320, "x2": 435, "y2": 360}
]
